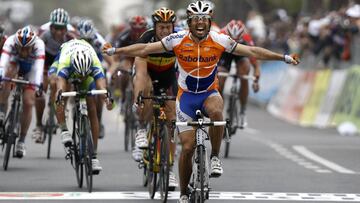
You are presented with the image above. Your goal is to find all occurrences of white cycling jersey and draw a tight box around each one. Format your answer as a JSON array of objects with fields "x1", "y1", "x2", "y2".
[{"x1": 0, "y1": 35, "x2": 45, "y2": 86}]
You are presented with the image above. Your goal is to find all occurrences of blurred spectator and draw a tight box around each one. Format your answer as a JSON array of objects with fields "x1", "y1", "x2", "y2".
[{"x1": 246, "y1": 10, "x2": 266, "y2": 46}]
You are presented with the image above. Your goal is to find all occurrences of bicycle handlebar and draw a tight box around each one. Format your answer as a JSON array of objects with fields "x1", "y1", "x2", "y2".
[
  {"x1": 0, "y1": 77, "x2": 40, "y2": 87},
  {"x1": 174, "y1": 120, "x2": 228, "y2": 127},
  {"x1": 61, "y1": 89, "x2": 108, "y2": 97},
  {"x1": 217, "y1": 72, "x2": 256, "y2": 80}
]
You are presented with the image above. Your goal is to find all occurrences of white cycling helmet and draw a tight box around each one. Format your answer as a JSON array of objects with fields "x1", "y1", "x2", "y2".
[
  {"x1": 50, "y1": 8, "x2": 69, "y2": 26},
  {"x1": 226, "y1": 20, "x2": 245, "y2": 40},
  {"x1": 71, "y1": 49, "x2": 93, "y2": 76},
  {"x1": 14, "y1": 26, "x2": 37, "y2": 47},
  {"x1": 186, "y1": 1, "x2": 213, "y2": 17},
  {"x1": 77, "y1": 19, "x2": 95, "y2": 39}
]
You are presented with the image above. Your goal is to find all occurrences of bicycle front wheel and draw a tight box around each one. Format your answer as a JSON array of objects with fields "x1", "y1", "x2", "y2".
[
  {"x1": 3, "y1": 133, "x2": 13, "y2": 171},
  {"x1": 82, "y1": 116, "x2": 93, "y2": 193},
  {"x1": 195, "y1": 145, "x2": 206, "y2": 203},
  {"x1": 73, "y1": 124, "x2": 83, "y2": 188},
  {"x1": 159, "y1": 126, "x2": 170, "y2": 202},
  {"x1": 147, "y1": 131, "x2": 157, "y2": 199}
]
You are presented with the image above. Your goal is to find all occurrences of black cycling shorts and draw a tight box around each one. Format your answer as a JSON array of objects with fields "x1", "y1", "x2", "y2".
[{"x1": 148, "y1": 68, "x2": 178, "y2": 96}]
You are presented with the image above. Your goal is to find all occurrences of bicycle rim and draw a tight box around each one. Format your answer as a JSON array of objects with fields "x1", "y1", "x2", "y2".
[
  {"x1": 46, "y1": 127, "x2": 52, "y2": 159},
  {"x1": 124, "y1": 118, "x2": 130, "y2": 152},
  {"x1": 83, "y1": 117, "x2": 93, "y2": 193},
  {"x1": 198, "y1": 145, "x2": 205, "y2": 203},
  {"x1": 3, "y1": 135, "x2": 13, "y2": 171},
  {"x1": 159, "y1": 126, "x2": 170, "y2": 202},
  {"x1": 147, "y1": 130, "x2": 157, "y2": 199},
  {"x1": 142, "y1": 164, "x2": 148, "y2": 187},
  {"x1": 73, "y1": 129, "x2": 83, "y2": 188}
]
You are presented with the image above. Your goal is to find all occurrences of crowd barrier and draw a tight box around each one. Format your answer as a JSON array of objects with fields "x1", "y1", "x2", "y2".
[{"x1": 249, "y1": 62, "x2": 360, "y2": 130}]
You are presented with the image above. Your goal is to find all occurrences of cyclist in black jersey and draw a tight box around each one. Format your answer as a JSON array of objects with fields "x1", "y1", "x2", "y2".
[{"x1": 131, "y1": 7, "x2": 178, "y2": 189}]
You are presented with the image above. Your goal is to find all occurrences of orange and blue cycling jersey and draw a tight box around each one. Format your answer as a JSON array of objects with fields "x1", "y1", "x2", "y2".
[
  {"x1": 161, "y1": 30, "x2": 237, "y2": 130},
  {"x1": 161, "y1": 30, "x2": 237, "y2": 94}
]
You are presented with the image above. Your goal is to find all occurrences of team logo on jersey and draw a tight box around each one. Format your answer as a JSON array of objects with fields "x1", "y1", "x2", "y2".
[
  {"x1": 178, "y1": 54, "x2": 217, "y2": 62},
  {"x1": 166, "y1": 33, "x2": 185, "y2": 41},
  {"x1": 184, "y1": 43, "x2": 193, "y2": 47}
]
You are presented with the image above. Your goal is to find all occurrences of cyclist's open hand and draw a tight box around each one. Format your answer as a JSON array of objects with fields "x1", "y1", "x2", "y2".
[
  {"x1": 252, "y1": 81, "x2": 260, "y2": 93},
  {"x1": 284, "y1": 54, "x2": 300, "y2": 65},
  {"x1": 102, "y1": 43, "x2": 116, "y2": 56}
]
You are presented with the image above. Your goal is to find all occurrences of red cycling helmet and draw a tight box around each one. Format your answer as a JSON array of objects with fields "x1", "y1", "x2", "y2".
[
  {"x1": 226, "y1": 20, "x2": 245, "y2": 40},
  {"x1": 129, "y1": 15, "x2": 147, "y2": 31}
]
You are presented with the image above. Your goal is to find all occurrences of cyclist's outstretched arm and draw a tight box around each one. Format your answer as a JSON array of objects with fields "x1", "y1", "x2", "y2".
[
  {"x1": 103, "y1": 41, "x2": 165, "y2": 57},
  {"x1": 95, "y1": 78, "x2": 114, "y2": 110},
  {"x1": 232, "y1": 43, "x2": 299, "y2": 65}
]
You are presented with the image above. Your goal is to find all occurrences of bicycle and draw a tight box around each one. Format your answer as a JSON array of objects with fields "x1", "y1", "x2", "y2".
[
  {"x1": 41, "y1": 94, "x2": 58, "y2": 159},
  {"x1": 61, "y1": 79, "x2": 108, "y2": 193},
  {"x1": 0, "y1": 77, "x2": 39, "y2": 170},
  {"x1": 174, "y1": 110, "x2": 229, "y2": 203},
  {"x1": 138, "y1": 89, "x2": 176, "y2": 202},
  {"x1": 217, "y1": 72, "x2": 255, "y2": 158},
  {"x1": 114, "y1": 67, "x2": 137, "y2": 152}
]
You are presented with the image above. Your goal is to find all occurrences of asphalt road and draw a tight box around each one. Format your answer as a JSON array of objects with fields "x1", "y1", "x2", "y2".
[{"x1": 0, "y1": 103, "x2": 359, "y2": 202}]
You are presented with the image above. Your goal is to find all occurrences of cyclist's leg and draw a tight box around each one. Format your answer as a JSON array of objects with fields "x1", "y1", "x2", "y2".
[
  {"x1": 203, "y1": 92, "x2": 224, "y2": 158},
  {"x1": 118, "y1": 58, "x2": 133, "y2": 105},
  {"x1": 20, "y1": 88, "x2": 36, "y2": 142},
  {"x1": 48, "y1": 73, "x2": 57, "y2": 105},
  {"x1": 0, "y1": 63, "x2": 17, "y2": 118},
  {"x1": 133, "y1": 58, "x2": 152, "y2": 151},
  {"x1": 236, "y1": 57, "x2": 250, "y2": 115},
  {"x1": 34, "y1": 68, "x2": 48, "y2": 128},
  {"x1": 86, "y1": 96, "x2": 100, "y2": 151},
  {"x1": 203, "y1": 91, "x2": 224, "y2": 176},
  {"x1": 178, "y1": 129, "x2": 195, "y2": 197},
  {"x1": 176, "y1": 90, "x2": 202, "y2": 197},
  {"x1": 217, "y1": 53, "x2": 232, "y2": 96},
  {"x1": 133, "y1": 58, "x2": 152, "y2": 124}
]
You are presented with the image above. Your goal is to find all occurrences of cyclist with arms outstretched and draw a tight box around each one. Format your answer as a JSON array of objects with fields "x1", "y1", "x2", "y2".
[{"x1": 103, "y1": 1, "x2": 299, "y2": 202}]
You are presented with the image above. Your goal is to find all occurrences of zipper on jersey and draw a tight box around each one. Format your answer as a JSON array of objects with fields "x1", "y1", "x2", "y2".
[{"x1": 196, "y1": 43, "x2": 200, "y2": 92}]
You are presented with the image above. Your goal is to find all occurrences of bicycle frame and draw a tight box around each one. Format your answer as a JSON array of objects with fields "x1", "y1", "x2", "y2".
[
  {"x1": 62, "y1": 82, "x2": 107, "y2": 193},
  {"x1": 1, "y1": 77, "x2": 38, "y2": 170},
  {"x1": 175, "y1": 111, "x2": 229, "y2": 203}
]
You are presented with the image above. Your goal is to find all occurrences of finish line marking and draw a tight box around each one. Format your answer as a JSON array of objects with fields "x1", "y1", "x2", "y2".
[
  {"x1": 0, "y1": 192, "x2": 360, "y2": 201},
  {"x1": 293, "y1": 145, "x2": 357, "y2": 174}
]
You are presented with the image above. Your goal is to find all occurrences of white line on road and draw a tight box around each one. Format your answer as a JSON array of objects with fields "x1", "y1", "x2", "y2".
[
  {"x1": 1, "y1": 192, "x2": 360, "y2": 201},
  {"x1": 293, "y1": 145, "x2": 356, "y2": 174}
]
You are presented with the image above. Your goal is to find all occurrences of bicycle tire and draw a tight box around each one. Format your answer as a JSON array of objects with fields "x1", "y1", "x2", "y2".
[
  {"x1": 147, "y1": 127, "x2": 157, "y2": 199},
  {"x1": 73, "y1": 120, "x2": 83, "y2": 188},
  {"x1": 82, "y1": 116, "x2": 93, "y2": 193},
  {"x1": 159, "y1": 126, "x2": 170, "y2": 202},
  {"x1": 224, "y1": 94, "x2": 237, "y2": 158},
  {"x1": 46, "y1": 127, "x2": 52, "y2": 159},
  {"x1": 123, "y1": 89, "x2": 133, "y2": 152},
  {"x1": 198, "y1": 145, "x2": 206, "y2": 203},
  {"x1": 124, "y1": 117, "x2": 130, "y2": 152},
  {"x1": 3, "y1": 100, "x2": 19, "y2": 170},
  {"x1": 3, "y1": 134, "x2": 13, "y2": 171},
  {"x1": 142, "y1": 164, "x2": 148, "y2": 187}
]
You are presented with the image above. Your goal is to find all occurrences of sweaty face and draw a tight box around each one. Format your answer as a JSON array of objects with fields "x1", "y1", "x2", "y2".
[
  {"x1": 155, "y1": 22, "x2": 174, "y2": 40},
  {"x1": 50, "y1": 25, "x2": 67, "y2": 41},
  {"x1": 188, "y1": 15, "x2": 211, "y2": 40},
  {"x1": 16, "y1": 45, "x2": 33, "y2": 58}
]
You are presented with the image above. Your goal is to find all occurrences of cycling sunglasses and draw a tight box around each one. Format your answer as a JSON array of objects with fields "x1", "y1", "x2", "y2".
[
  {"x1": 51, "y1": 24, "x2": 67, "y2": 30},
  {"x1": 188, "y1": 15, "x2": 211, "y2": 22}
]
